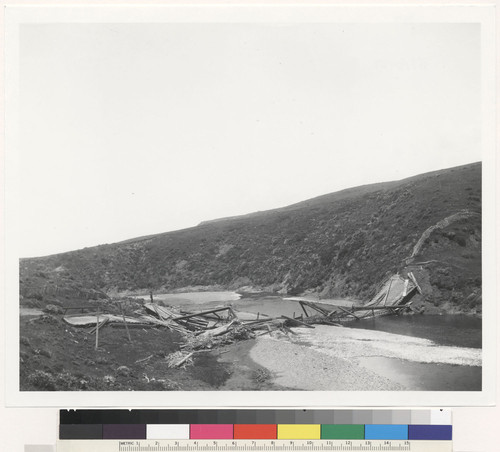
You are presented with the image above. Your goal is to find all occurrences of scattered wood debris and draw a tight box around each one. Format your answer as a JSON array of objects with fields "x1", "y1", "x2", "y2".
[
  {"x1": 166, "y1": 351, "x2": 194, "y2": 368},
  {"x1": 60, "y1": 272, "x2": 422, "y2": 353},
  {"x1": 135, "y1": 354, "x2": 153, "y2": 364}
]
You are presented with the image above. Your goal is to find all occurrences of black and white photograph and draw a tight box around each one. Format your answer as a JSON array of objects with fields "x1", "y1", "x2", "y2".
[{"x1": 4, "y1": 5, "x2": 496, "y2": 406}]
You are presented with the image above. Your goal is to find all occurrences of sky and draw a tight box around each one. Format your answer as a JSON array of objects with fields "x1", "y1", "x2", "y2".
[{"x1": 18, "y1": 22, "x2": 481, "y2": 257}]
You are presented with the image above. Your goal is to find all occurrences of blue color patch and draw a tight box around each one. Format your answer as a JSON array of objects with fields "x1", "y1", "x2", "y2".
[
  {"x1": 408, "y1": 425, "x2": 452, "y2": 440},
  {"x1": 365, "y1": 424, "x2": 408, "y2": 440}
]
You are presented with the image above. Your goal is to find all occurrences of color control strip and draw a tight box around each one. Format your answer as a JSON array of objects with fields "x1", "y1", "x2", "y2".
[
  {"x1": 60, "y1": 409, "x2": 451, "y2": 425},
  {"x1": 59, "y1": 423, "x2": 452, "y2": 441}
]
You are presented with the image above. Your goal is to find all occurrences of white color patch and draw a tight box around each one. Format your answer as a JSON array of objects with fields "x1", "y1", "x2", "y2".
[{"x1": 147, "y1": 424, "x2": 190, "y2": 440}]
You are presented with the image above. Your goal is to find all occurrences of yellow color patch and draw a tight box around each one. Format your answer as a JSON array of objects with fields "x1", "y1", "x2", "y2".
[{"x1": 277, "y1": 424, "x2": 321, "y2": 439}]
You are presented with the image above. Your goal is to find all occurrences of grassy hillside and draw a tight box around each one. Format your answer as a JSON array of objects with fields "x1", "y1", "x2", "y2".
[{"x1": 20, "y1": 162, "x2": 482, "y2": 313}]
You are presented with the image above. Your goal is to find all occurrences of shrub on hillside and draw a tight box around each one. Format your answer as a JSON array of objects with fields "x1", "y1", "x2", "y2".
[{"x1": 26, "y1": 370, "x2": 91, "y2": 391}]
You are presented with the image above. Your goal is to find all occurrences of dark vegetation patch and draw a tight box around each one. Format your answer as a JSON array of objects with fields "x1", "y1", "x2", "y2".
[
  {"x1": 190, "y1": 353, "x2": 232, "y2": 387},
  {"x1": 19, "y1": 305, "x2": 223, "y2": 391}
]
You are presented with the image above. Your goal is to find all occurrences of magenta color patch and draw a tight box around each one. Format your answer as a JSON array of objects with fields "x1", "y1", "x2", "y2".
[{"x1": 190, "y1": 424, "x2": 233, "y2": 439}]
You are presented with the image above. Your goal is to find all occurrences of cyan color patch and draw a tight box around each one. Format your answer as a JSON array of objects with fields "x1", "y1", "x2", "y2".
[{"x1": 365, "y1": 424, "x2": 408, "y2": 440}]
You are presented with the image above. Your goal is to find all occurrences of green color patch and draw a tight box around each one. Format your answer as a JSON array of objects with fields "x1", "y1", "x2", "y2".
[{"x1": 321, "y1": 424, "x2": 365, "y2": 439}]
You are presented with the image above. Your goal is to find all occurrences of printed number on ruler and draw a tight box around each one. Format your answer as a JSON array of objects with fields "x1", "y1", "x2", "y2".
[
  {"x1": 118, "y1": 440, "x2": 406, "y2": 450},
  {"x1": 119, "y1": 441, "x2": 410, "y2": 451},
  {"x1": 57, "y1": 439, "x2": 452, "y2": 452}
]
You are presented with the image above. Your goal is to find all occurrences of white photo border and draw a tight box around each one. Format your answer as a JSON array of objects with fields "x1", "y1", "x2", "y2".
[{"x1": 4, "y1": 3, "x2": 496, "y2": 407}]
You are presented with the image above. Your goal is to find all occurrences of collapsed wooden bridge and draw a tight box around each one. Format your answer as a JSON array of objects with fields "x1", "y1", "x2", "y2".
[
  {"x1": 289, "y1": 272, "x2": 422, "y2": 323},
  {"x1": 60, "y1": 272, "x2": 423, "y2": 354}
]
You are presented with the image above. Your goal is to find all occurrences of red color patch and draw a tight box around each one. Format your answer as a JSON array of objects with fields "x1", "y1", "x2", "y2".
[{"x1": 234, "y1": 424, "x2": 277, "y2": 439}]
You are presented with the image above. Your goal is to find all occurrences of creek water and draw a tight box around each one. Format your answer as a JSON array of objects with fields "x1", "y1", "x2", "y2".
[
  {"x1": 144, "y1": 292, "x2": 300, "y2": 318},
  {"x1": 357, "y1": 355, "x2": 481, "y2": 391},
  {"x1": 347, "y1": 314, "x2": 481, "y2": 349},
  {"x1": 140, "y1": 291, "x2": 241, "y2": 306},
  {"x1": 345, "y1": 315, "x2": 482, "y2": 390},
  {"x1": 145, "y1": 292, "x2": 482, "y2": 390}
]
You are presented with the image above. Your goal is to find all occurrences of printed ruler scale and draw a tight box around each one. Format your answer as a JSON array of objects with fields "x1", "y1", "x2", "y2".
[
  {"x1": 56, "y1": 439, "x2": 452, "y2": 452},
  {"x1": 58, "y1": 410, "x2": 452, "y2": 452}
]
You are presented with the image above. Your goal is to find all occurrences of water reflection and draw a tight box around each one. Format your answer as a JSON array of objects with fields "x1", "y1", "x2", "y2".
[
  {"x1": 347, "y1": 315, "x2": 482, "y2": 349},
  {"x1": 358, "y1": 356, "x2": 482, "y2": 391}
]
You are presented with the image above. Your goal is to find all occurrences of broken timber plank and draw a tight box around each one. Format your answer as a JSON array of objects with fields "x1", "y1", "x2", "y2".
[
  {"x1": 351, "y1": 305, "x2": 407, "y2": 311},
  {"x1": 382, "y1": 278, "x2": 393, "y2": 306},
  {"x1": 281, "y1": 315, "x2": 315, "y2": 328},
  {"x1": 242, "y1": 318, "x2": 278, "y2": 325},
  {"x1": 174, "y1": 352, "x2": 194, "y2": 367},
  {"x1": 228, "y1": 307, "x2": 239, "y2": 320},
  {"x1": 152, "y1": 303, "x2": 166, "y2": 321},
  {"x1": 198, "y1": 320, "x2": 237, "y2": 339},
  {"x1": 299, "y1": 301, "x2": 310, "y2": 317},
  {"x1": 110, "y1": 323, "x2": 157, "y2": 329},
  {"x1": 172, "y1": 307, "x2": 232, "y2": 322},
  {"x1": 300, "y1": 300, "x2": 332, "y2": 317},
  {"x1": 95, "y1": 308, "x2": 100, "y2": 349},
  {"x1": 120, "y1": 304, "x2": 132, "y2": 343},
  {"x1": 408, "y1": 271, "x2": 423, "y2": 294},
  {"x1": 336, "y1": 305, "x2": 361, "y2": 319},
  {"x1": 135, "y1": 354, "x2": 154, "y2": 364},
  {"x1": 89, "y1": 317, "x2": 109, "y2": 334}
]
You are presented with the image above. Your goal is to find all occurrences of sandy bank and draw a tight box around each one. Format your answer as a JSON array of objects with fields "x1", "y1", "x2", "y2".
[
  {"x1": 247, "y1": 325, "x2": 481, "y2": 391},
  {"x1": 217, "y1": 340, "x2": 290, "y2": 390},
  {"x1": 293, "y1": 325, "x2": 481, "y2": 367},
  {"x1": 249, "y1": 335, "x2": 404, "y2": 391}
]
